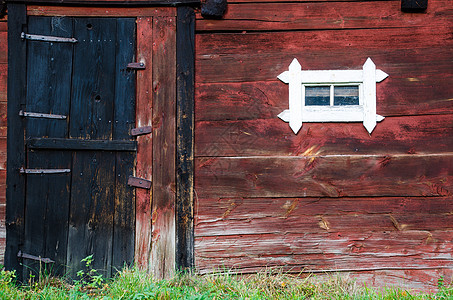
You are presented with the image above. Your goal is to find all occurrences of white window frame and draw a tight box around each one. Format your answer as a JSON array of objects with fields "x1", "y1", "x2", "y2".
[{"x1": 277, "y1": 58, "x2": 388, "y2": 134}]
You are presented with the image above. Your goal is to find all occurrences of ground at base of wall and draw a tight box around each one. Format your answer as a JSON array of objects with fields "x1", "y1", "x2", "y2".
[{"x1": 0, "y1": 267, "x2": 452, "y2": 299}]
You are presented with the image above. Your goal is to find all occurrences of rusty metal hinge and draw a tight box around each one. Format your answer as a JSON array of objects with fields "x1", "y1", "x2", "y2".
[
  {"x1": 17, "y1": 251, "x2": 55, "y2": 264},
  {"x1": 19, "y1": 110, "x2": 67, "y2": 120},
  {"x1": 131, "y1": 126, "x2": 152, "y2": 136},
  {"x1": 127, "y1": 62, "x2": 146, "y2": 70},
  {"x1": 128, "y1": 176, "x2": 152, "y2": 189},
  {"x1": 20, "y1": 167, "x2": 71, "y2": 174},
  {"x1": 21, "y1": 32, "x2": 78, "y2": 43}
]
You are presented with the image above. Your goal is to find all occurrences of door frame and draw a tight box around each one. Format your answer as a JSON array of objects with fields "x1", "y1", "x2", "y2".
[{"x1": 6, "y1": 3, "x2": 195, "y2": 280}]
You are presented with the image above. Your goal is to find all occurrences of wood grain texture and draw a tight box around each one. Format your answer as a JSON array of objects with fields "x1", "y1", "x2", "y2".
[
  {"x1": 10, "y1": 0, "x2": 199, "y2": 5},
  {"x1": 195, "y1": 197, "x2": 453, "y2": 236},
  {"x1": 0, "y1": 64, "x2": 6, "y2": 101},
  {"x1": 0, "y1": 32, "x2": 6, "y2": 64},
  {"x1": 150, "y1": 15, "x2": 177, "y2": 279},
  {"x1": 195, "y1": 196, "x2": 453, "y2": 290},
  {"x1": 176, "y1": 6, "x2": 195, "y2": 271},
  {"x1": 28, "y1": 6, "x2": 177, "y2": 17},
  {"x1": 196, "y1": 0, "x2": 452, "y2": 31},
  {"x1": 195, "y1": 154, "x2": 452, "y2": 198},
  {"x1": 195, "y1": 114, "x2": 453, "y2": 156},
  {"x1": 135, "y1": 16, "x2": 153, "y2": 271},
  {"x1": 5, "y1": 3, "x2": 27, "y2": 279},
  {"x1": 67, "y1": 151, "x2": 115, "y2": 279}
]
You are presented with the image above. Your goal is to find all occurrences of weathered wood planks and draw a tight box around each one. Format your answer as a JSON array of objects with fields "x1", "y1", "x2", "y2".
[
  {"x1": 196, "y1": 0, "x2": 453, "y2": 31},
  {"x1": 195, "y1": 155, "x2": 452, "y2": 198},
  {"x1": 135, "y1": 16, "x2": 153, "y2": 270},
  {"x1": 27, "y1": 6, "x2": 176, "y2": 17},
  {"x1": 176, "y1": 6, "x2": 195, "y2": 271},
  {"x1": 5, "y1": 3, "x2": 27, "y2": 279},
  {"x1": 195, "y1": 115, "x2": 453, "y2": 156},
  {"x1": 150, "y1": 15, "x2": 177, "y2": 279}
]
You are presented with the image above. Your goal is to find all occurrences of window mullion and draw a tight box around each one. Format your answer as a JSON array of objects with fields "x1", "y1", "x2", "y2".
[{"x1": 330, "y1": 85, "x2": 334, "y2": 106}]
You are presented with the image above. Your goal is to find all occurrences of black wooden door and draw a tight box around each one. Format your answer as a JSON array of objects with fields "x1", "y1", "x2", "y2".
[{"x1": 19, "y1": 16, "x2": 136, "y2": 280}]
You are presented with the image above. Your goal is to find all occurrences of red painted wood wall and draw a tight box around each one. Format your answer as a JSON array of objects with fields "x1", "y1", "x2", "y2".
[
  {"x1": 0, "y1": 0, "x2": 452, "y2": 291},
  {"x1": 193, "y1": 0, "x2": 453, "y2": 291},
  {"x1": 0, "y1": 13, "x2": 7, "y2": 264}
]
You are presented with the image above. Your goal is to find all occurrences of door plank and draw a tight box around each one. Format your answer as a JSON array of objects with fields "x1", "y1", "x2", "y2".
[
  {"x1": 134, "y1": 16, "x2": 153, "y2": 270},
  {"x1": 67, "y1": 151, "x2": 115, "y2": 279},
  {"x1": 70, "y1": 18, "x2": 116, "y2": 140},
  {"x1": 23, "y1": 151, "x2": 71, "y2": 278},
  {"x1": 25, "y1": 17, "x2": 74, "y2": 139},
  {"x1": 150, "y1": 15, "x2": 176, "y2": 279},
  {"x1": 113, "y1": 152, "x2": 135, "y2": 273},
  {"x1": 114, "y1": 18, "x2": 136, "y2": 140}
]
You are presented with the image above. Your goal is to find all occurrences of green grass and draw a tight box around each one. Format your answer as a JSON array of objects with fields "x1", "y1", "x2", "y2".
[{"x1": 0, "y1": 266, "x2": 451, "y2": 299}]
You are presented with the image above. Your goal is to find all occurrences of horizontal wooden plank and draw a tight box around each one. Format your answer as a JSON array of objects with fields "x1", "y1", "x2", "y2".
[
  {"x1": 195, "y1": 68, "x2": 452, "y2": 118},
  {"x1": 196, "y1": 231, "x2": 453, "y2": 259},
  {"x1": 196, "y1": 211, "x2": 453, "y2": 237},
  {"x1": 0, "y1": 32, "x2": 6, "y2": 64},
  {"x1": 196, "y1": 25, "x2": 451, "y2": 57},
  {"x1": 196, "y1": 0, "x2": 452, "y2": 32},
  {"x1": 195, "y1": 154, "x2": 453, "y2": 198},
  {"x1": 195, "y1": 197, "x2": 453, "y2": 236},
  {"x1": 0, "y1": 138, "x2": 5, "y2": 170},
  {"x1": 0, "y1": 22, "x2": 6, "y2": 32},
  {"x1": 0, "y1": 170, "x2": 5, "y2": 204},
  {"x1": 195, "y1": 231, "x2": 453, "y2": 285},
  {"x1": 0, "y1": 64, "x2": 6, "y2": 92},
  {"x1": 27, "y1": 138, "x2": 137, "y2": 151},
  {"x1": 27, "y1": 6, "x2": 176, "y2": 17},
  {"x1": 11, "y1": 0, "x2": 199, "y2": 5},
  {"x1": 196, "y1": 197, "x2": 453, "y2": 222},
  {"x1": 0, "y1": 102, "x2": 5, "y2": 128},
  {"x1": 195, "y1": 114, "x2": 453, "y2": 156}
]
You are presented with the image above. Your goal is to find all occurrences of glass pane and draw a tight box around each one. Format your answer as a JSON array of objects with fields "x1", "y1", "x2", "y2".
[
  {"x1": 305, "y1": 86, "x2": 330, "y2": 106},
  {"x1": 334, "y1": 86, "x2": 359, "y2": 105}
]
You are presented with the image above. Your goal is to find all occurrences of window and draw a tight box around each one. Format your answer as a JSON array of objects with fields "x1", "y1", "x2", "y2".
[{"x1": 277, "y1": 58, "x2": 388, "y2": 134}]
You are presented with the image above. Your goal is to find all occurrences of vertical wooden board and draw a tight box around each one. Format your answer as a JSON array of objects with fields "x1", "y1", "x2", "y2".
[
  {"x1": 22, "y1": 150, "x2": 70, "y2": 278},
  {"x1": 112, "y1": 18, "x2": 136, "y2": 273},
  {"x1": 151, "y1": 15, "x2": 176, "y2": 279},
  {"x1": 26, "y1": 16, "x2": 73, "y2": 139},
  {"x1": 67, "y1": 151, "x2": 115, "y2": 279},
  {"x1": 114, "y1": 18, "x2": 136, "y2": 140},
  {"x1": 135, "y1": 16, "x2": 153, "y2": 270},
  {"x1": 5, "y1": 3, "x2": 26, "y2": 279},
  {"x1": 112, "y1": 152, "x2": 135, "y2": 273},
  {"x1": 70, "y1": 18, "x2": 116, "y2": 140},
  {"x1": 176, "y1": 6, "x2": 195, "y2": 270}
]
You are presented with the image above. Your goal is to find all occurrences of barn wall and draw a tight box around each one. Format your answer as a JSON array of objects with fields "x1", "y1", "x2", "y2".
[
  {"x1": 0, "y1": 14, "x2": 7, "y2": 264},
  {"x1": 194, "y1": 0, "x2": 453, "y2": 290}
]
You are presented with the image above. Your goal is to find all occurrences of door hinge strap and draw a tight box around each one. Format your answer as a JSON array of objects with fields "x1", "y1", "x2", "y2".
[
  {"x1": 20, "y1": 167, "x2": 71, "y2": 174},
  {"x1": 131, "y1": 126, "x2": 152, "y2": 136},
  {"x1": 127, "y1": 62, "x2": 146, "y2": 70},
  {"x1": 17, "y1": 251, "x2": 55, "y2": 264},
  {"x1": 19, "y1": 110, "x2": 67, "y2": 120},
  {"x1": 128, "y1": 176, "x2": 152, "y2": 189},
  {"x1": 21, "y1": 32, "x2": 78, "y2": 43}
]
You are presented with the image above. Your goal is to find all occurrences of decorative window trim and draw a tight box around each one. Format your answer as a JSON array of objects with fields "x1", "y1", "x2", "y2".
[{"x1": 278, "y1": 58, "x2": 388, "y2": 134}]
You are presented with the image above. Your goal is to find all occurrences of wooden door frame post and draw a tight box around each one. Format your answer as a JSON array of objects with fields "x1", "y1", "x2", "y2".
[{"x1": 176, "y1": 5, "x2": 195, "y2": 271}]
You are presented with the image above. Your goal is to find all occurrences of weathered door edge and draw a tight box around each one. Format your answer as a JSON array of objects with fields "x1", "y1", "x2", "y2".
[
  {"x1": 176, "y1": 5, "x2": 195, "y2": 271},
  {"x1": 5, "y1": 2, "x2": 27, "y2": 279}
]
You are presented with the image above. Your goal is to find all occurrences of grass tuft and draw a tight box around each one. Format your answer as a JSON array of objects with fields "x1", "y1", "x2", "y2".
[{"x1": 0, "y1": 265, "x2": 451, "y2": 299}]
